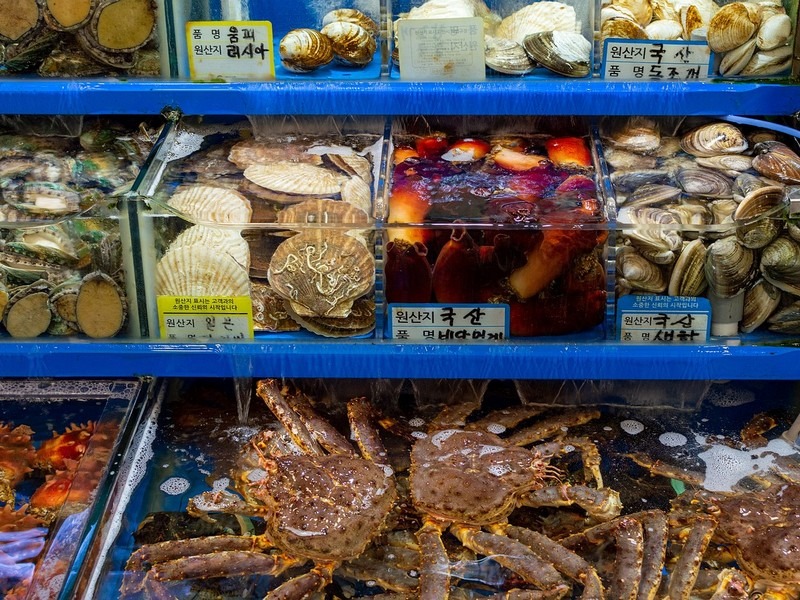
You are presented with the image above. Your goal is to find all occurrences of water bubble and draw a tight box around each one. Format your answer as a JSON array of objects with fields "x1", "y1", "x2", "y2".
[
  {"x1": 620, "y1": 420, "x2": 645, "y2": 435},
  {"x1": 159, "y1": 476, "x2": 190, "y2": 496},
  {"x1": 659, "y1": 432, "x2": 687, "y2": 447},
  {"x1": 486, "y1": 423, "x2": 506, "y2": 434}
]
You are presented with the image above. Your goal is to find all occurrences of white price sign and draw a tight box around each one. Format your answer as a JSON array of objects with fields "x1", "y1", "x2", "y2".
[
  {"x1": 617, "y1": 295, "x2": 711, "y2": 343},
  {"x1": 387, "y1": 304, "x2": 508, "y2": 341},
  {"x1": 397, "y1": 17, "x2": 486, "y2": 81},
  {"x1": 187, "y1": 21, "x2": 274, "y2": 81},
  {"x1": 602, "y1": 39, "x2": 711, "y2": 80}
]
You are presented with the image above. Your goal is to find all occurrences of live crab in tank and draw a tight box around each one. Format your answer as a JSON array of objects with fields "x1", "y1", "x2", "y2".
[{"x1": 386, "y1": 122, "x2": 608, "y2": 337}]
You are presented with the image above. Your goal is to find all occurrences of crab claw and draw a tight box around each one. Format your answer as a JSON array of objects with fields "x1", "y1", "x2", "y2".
[{"x1": 545, "y1": 136, "x2": 592, "y2": 167}]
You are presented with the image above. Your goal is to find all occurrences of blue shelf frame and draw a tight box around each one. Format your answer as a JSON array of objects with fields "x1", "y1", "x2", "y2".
[
  {"x1": 2, "y1": 339, "x2": 798, "y2": 379},
  {"x1": 0, "y1": 79, "x2": 798, "y2": 116}
]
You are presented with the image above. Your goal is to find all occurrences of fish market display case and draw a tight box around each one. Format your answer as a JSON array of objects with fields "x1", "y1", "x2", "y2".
[
  {"x1": 77, "y1": 376, "x2": 800, "y2": 599},
  {"x1": 382, "y1": 115, "x2": 611, "y2": 339},
  {"x1": 0, "y1": 377, "x2": 150, "y2": 600},
  {"x1": 0, "y1": 115, "x2": 163, "y2": 340},
  {"x1": 134, "y1": 115, "x2": 386, "y2": 339}
]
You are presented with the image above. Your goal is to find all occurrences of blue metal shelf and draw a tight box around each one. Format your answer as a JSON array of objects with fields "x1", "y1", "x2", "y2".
[
  {"x1": 2, "y1": 339, "x2": 798, "y2": 379},
  {"x1": 0, "y1": 78, "x2": 797, "y2": 116}
]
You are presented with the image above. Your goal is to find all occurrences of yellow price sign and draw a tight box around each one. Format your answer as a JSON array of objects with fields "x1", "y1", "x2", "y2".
[{"x1": 157, "y1": 296, "x2": 254, "y2": 340}]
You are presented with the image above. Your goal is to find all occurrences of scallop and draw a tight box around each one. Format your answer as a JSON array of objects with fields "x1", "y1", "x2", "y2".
[
  {"x1": 751, "y1": 140, "x2": 800, "y2": 184},
  {"x1": 485, "y1": 36, "x2": 536, "y2": 75},
  {"x1": 156, "y1": 245, "x2": 250, "y2": 297},
  {"x1": 244, "y1": 162, "x2": 348, "y2": 197},
  {"x1": 167, "y1": 185, "x2": 252, "y2": 225},
  {"x1": 322, "y1": 8, "x2": 379, "y2": 38},
  {"x1": 277, "y1": 198, "x2": 370, "y2": 225},
  {"x1": 324, "y1": 153, "x2": 373, "y2": 185},
  {"x1": 279, "y1": 28, "x2": 334, "y2": 73},
  {"x1": 268, "y1": 230, "x2": 375, "y2": 318},
  {"x1": 522, "y1": 30, "x2": 591, "y2": 77},
  {"x1": 706, "y1": 2, "x2": 760, "y2": 53},
  {"x1": 169, "y1": 225, "x2": 251, "y2": 269},
  {"x1": 340, "y1": 176, "x2": 373, "y2": 215},
  {"x1": 495, "y1": 2, "x2": 579, "y2": 45},
  {"x1": 679, "y1": 122, "x2": 748, "y2": 157},
  {"x1": 320, "y1": 21, "x2": 376, "y2": 67}
]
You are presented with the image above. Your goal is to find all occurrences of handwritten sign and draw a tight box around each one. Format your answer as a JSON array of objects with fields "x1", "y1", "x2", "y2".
[
  {"x1": 602, "y1": 39, "x2": 711, "y2": 80},
  {"x1": 617, "y1": 295, "x2": 711, "y2": 343},
  {"x1": 397, "y1": 17, "x2": 485, "y2": 81},
  {"x1": 187, "y1": 21, "x2": 274, "y2": 81},
  {"x1": 387, "y1": 304, "x2": 508, "y2": 341},
  {"x1": 157, "y1": 296, "x2": 254, "y2": 340}
]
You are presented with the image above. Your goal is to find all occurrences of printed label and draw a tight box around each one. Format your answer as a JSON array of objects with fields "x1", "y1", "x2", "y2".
[
  {"x1": 187, "y1": 21, "x2": 274, "y2": 81},
  {"x1": 617, "y1": 295, "x2": 711, "y2": 343},
  {"x1": 158, "y1": 296, "x2": 254, "y2": 340},
  {"x1": 397, "y1": 17, "x2": 486, "y2": 81},
  {"x1": 387, "y1": 304, "x2": 508, "y2": 341},
  {"x1": 602, "y1": 39, "x2": 711, "y2": 80}
]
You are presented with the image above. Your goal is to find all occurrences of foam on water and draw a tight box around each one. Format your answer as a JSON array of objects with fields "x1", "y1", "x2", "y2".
[
  {"x1": 698, "y1": 435, "x2": 797, "y2": 492},
  {"x1": 704, "y1": 386, "x2": 755, "y2": 408},
  {"x1": 620, "y1": 420, "x2": 645, "y2": 435},
  {"x1": 659, "y1": 432, "x2": 688, "y2": 447},
  {"x1": 485, "y1": 423, "x2": 506, "y2": 434},
  {"x1": 159, "y1": 476, "x2": 190, "y2": 496}
]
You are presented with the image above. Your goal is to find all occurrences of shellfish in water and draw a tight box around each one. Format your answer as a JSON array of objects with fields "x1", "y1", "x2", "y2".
[
  {"x1": 268, "y1": 230, "x2": 374, "y2": 318},
  {"x1": 751, "y1": 140, "x2": 800, "y2": 185},
  {"x1": 704, "y1": 236, "x2": 756, "y2": 298},
  {"x1": 601, "y1": 116, "x2": 661, "y2": 154},
  {"x1": 679, "y1": 122, "x2": 748, "y2": 158},
  {"x1": 168, "y1": 225, "x2": 250, "y2": 270},
  {"x1": 522, "y1": 30, "x2": 591, "y2": 78},
  {"x1": 244, "y1": 162, "x2": 348, "y2": 198},
  {"x1": 279, "y1": 28, "x2": 334, "y2": 73},
  {"x1": 156, "y1": 245, "x2": 250, "y2": 297}
]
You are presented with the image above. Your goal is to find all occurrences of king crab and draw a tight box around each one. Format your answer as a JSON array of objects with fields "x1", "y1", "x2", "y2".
[{"x1": 123, "y1": 379, "x2": 398, "y2": 599}]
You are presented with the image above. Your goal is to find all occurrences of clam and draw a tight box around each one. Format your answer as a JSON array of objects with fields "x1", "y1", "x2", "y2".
[
  {"x1": 733, "y1": 185, "x2": 785, "y2": 248},
  {"x1": 767, "y1": 300, "x2": 800, "y2": 333},
  {"x1": 760, "y1": 235, "x2": 800, "y2": 295},
  {"x1": 756, "y1": 12, "x2": 792, "y2": 50},
  {"x1": 694, "y1": 153, "x2": 753, "y2": 175},
  {"x1": 522, "y1": 30, "x2": 591, "y2": 78},
  {"x1": 602, "y1": 147, "x2": 659, "y2": 171},
  {"x1": 706, "y1": 2, "x2": 760, "y2": 53},
  {"x1": 668, "y1": 238, "x2": 708, "y2": 296},
  {"x1": 495, "y1": 2, "x2": 579, "y2": 45},
  {"x1": 623, "y1": 183, "x2": 683, "y2": 208},
  {"x1": 667, "y1": 201, "x2": 713, "y2": 227},
  {"x1": 320, "y1": 21, "x2": 376, "y2": 67},
  {"x1": 279, "y1": 28, "x2": 334, "y2": 73},
  {"x1": 600, "y1": 17, "x2": 649, "y2": 41},
  {"x1": 617, "y1": 245, "x2": 668, "y2": 293},
  {"x1": 156, "y1": 245, "x2": 250, "y2": 297},
  {"x1": 680, "y1": 4, "x2": 705, "y2": 39},
  {"x1": 740, "y1": 278, "x2": 781, "y2": 332},
  {"x1": 676, "y1": 167, "x2": 734, "y2": 198},
  {"x1": 710, "y1": 197, "x2": 739, "y2": 225},
  {"x1": 244, "y1": 161, "x2": 349, "y2": 198},
  {"x1": 601, "y1": 116, "x2": 661, "y2": 154},
  {"x1": 734, "y1": 172, "x2": 768, "y2": 197},
  {"x1": 718, "y1": 38, "x2": 758, "y2": 77},
  {"x1": 485, "y1": 36, "x2": 536, "y2": 76},
  {"x1": 268, "y1": 230, "x2": 375, "y2": 318},
  {"x1": 645, "y1": 19, "x2": 685, "y2": 39},
  {"x1": 679, "y1": 122, "x2": 748, "y2": 158},
  {"x1": 705, "y1": 236, "x2": 756, "y2": 298},
  {"x1": 611, "y1": 169, "x2": 672, "y2": 193},
  {"x1": 322, "y1": 9, "x2": 379, "y2": 38},
  {"x1": 166, "y1": 184, "x2": 252, "y2": 225},
  {"x1": 751, "y1": 140, "x2": 800, "y2": 185},
  {"x1": 651, "y1": 0, "x2": 678, "y2": 21},
  {"x1": 618, "y1": 206, "x2": 683, "y2": 264},
  {"x1": 612, "y1": 0, "x2": 653, "y2": 26},
  {"x1": 740, "y1": 44, "x2": 793, "y2": 76}
]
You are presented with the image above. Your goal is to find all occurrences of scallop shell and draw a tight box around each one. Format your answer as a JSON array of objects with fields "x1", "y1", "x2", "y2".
[
  {"x1": 168, "y1": 225, "x2": 251, "y2": 269},
  {"x1": 523, "y1": 30, "x2": 591, "y2": 78},
  {"x1": 740, "y1": 278, "x2": 781, "y2": 332},
  {"x1": 756, "y1": 12, "x2": 792, "y2": 50},
  {"x1": 320, "y1": 21, "x2": 376, "y2": 67},
  {"x1": 679, "y1": 122, "x2": 748, "y2": 158},
  {"x1": 324, "y1": 153, "x2": 373, "y2": 185},
  {"x1": 285, "y1": 297, "x2": 375, "y2": 337},
  {"x1": 340, "y1": 176, "x2": 373, "y2": 215},
  {"x1": 645, "y1": 19, "x2": 685, "y2": 39},
  {"x1": 268, "y1": 230, "x2": 375, "y2": 318},
  {"x1": 668, "y1": 238, "x2": 708, "y2": 296},
  {"x1": 751, "y1": 140, "x2": 800, "y2": 185},
  {"x1": 495, "y1": 2, "x2": 579, "y2": 45},
  {"x1": 167, "y1": 185, "x2": 252, "y2": 225},
  {"x1": 707, "y1": 2, "x2": 760, "y2": 53},
  {"x1": 228, "y1": 140, "x2": 322, "y2": 170},
  {"x1": 485, "y1": 36, "x2": 536, "y2": 75},
  {"x1": 156, "y1": 245, "x2": 250, "y2": 297},
  {"x1": 705, "y1": 236, "x2": 756, "y2": 298},
  {"x1": 322, "y1": 9, "x2": 379, "y2": 38},
  {"x1": 277, "y1": 198, "x2": 370, "y2": 225},
  {"x1": 740, "y1": 44, "x2": 793, "y2": 76},
  {"x1": 718, "y1": 38, "x2": 757, "y2": 76},
  {"x1": 279, "y1": 28, "x2": 334, "y2": 73},
  {"x1": 244, "y1": 162, "x2": 348, "y2": 197}
]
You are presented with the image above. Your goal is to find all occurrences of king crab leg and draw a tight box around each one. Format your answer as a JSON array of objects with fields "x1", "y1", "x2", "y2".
[
  {"x1": 417, "y1": 520, "x2": 452, "y2": 600},
  {"x1": 522, "y1": 484, "x2": 622, "y2": 522},
  {"x1": 268, "y1": 562, "x2": 335, "y2": 600},
  {"x1": 666, "y1": 514, "x2": 717, "y2": 600},
  {"x1": 256, "y1": 379, "x2": 323, "y2": 456},
  {"x1": 505, "y1": 409, "x2": 601, "y2": 447}
]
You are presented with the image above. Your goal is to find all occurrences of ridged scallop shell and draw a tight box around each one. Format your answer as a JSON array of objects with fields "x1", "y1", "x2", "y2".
[
  {"x1": 324, "y1": 153, "x2": 373, "y2": 185},
  {"x1": 169, "y1": 225, "x2": 251, "y2": 270},
  {"x1": 617, "y1": 246, "x2": 668, "y2": 292},
  {"x1": 645, "y1": 19, "x2": 685, "y2": 39},
  {"x1": 523, "y1": 30, "x2": 591, "y2": 77},
  {"x1": 279, "y1": 28, "x2": 334, "y2": 73},
  {"x1": 485, "y1": 36, "x2": 536, "y2": 75},
  {"x1": 751, "y1": 140, "x2": 800, "y2": 185},
  {"x1": 705, "y1": 236, "x2": 756, "y2": 298},
  {"x1": 285, "y1": 297, "x2": 375, "y2": 337},
  {"x1": 740, "y1": 278, "x2": 781, "y2": 332},
  {"x1": 156, "y1": 245, "x2": 250, "y2": 297},
  {"x1": 668, "y1": 238, "x2": 708, "y2": 296},
  {"x1": 495, "y1": 2, "x2": 579, "y2": 45},
  {"x1": 740, "y1": 44, "x2": 793, "y2": 76},
  {"x1": 277, "y1": 198, "x2": 370, "y2": 225},
  {"x1": 322, "y1": 9, "x2": 379, "y2": 38},
  {"x1": 707, "y1": 3, "x2": 760, "y2": 53},
  {"x1": 320, "y1": 21, "x2": 376, "y2": 67},
  {"x1": 340, "y1": 176, "x2": 373, "y2": 215},
  {"x1": 676, "y1": 167, "x2": 734, "y2": 197},
  {"x1": 268, "y1": 230, "x2": 375, "y2": 318},
  {"x1": 167, "y1": 185, "x2": 253, "y2": 224},
  {"x1": 679, "y1": 122, "x2": 748, "y2": 157},
  {"x1": 733, "y1": 185, "x2": 785, "y2": 249},
  {"x1": 718, "y1": 38, "x2": 758, "y2": 76},
  {"x1": 244, "y1": 162, "x2": 348, "y2": 196}
]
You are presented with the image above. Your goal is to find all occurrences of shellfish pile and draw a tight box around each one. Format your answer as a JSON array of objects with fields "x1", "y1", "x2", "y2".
[
  {"x1": 154, "y1": 121, "x2": 379, "y2": 337},
  {"x1": 0, "y1": 0, "x2": 159, "y2": 77},
  {"x1": 605, "y1": 116, "x2": 800, "y2": 334},
  {"x1": 599, "y1": 0, "x2": 793, "y2": 77},
  {"x1": 278, "y1": 8, "x2": 379, "y2": 74},
  {"x1": 395, "y1": 0, "x2": 593, "y2": 77}
]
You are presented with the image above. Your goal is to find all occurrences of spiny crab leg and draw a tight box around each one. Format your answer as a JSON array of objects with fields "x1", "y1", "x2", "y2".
[
  {"x1": 256, "y1": 379, "x2": 323, "y2": 456},
  {"x1": 666, "y1": 514, "x2": 717, "y2": 600},
  {"x1": 625, "y1": 452, "x2": 706, "y2": 487},
  {"x1": 632, "y1": 511, "x2": 668, "y2": 600},
  {"x1": 267, "y1": 561, "x2": 335, "y2": 600},
  {"x1": 504, "y1": 409, "x2": 601, "y2": 447},
  {"x1": 416, "y1": 519, "x2": 452, "y2": 600},
  {"x1": 533, "y1": 437, "x2": 603, "y2": 488},
  {"x1": 522, "y1": 484, "x2": 622, "y2": 522},
  {"x1": 287, "y1": 391, "x2": 355, "y2": 456},
  {"x1": 450, "y1": 523, "x2": 571, "y2": 599},
  {"x1": 466, "y1": 406, "x2": 551, "y2": 433},
  {"x1": 347, "y1": 397, "x2": 390, "y2": 466},
  {"x1": 125, "y1": 534, "x2": 272, "y2": 571},
  {"x1": 501, "y1": 524, "x2": 605, "y2": 600}
]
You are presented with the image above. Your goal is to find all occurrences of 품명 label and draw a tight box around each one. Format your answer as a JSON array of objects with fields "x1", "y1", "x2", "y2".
[
  {"x1": 187, "y1": 21, "x2": 274, "y2": 81},
  {"x1": 387, "y1": 303, "x2": 508, "y2": 341},
  {"x1": 617, "y1": 295, "x2": 711, "y2": 343},
  {"x1": 602, "y1": 39, "x2": 711, "y2": 80},
  {"x1": 157, "y1": 296, "x2": 254, "y2": 340}
]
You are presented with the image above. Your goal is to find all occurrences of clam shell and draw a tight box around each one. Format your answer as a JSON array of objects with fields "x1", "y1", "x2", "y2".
[
  {"x1": 705, "y1": 236, "x2": 756, "y2": 298},
  {"x1": 740, "y1": 278, "x2": 781, "y2": 332},
  {"x1": 244, "y1": 162, "x2": 349, "y2": 196},
  {"x1": 407, "y1": 0, "x2": 490, "y2": 20},
  {"x1": 652, "y1": 0, "x2": 678, "y2": 22},
  {"x1": 707, "y1": 2, "x2": 760, "y2": 53},
  {"x1": 760, "y1": 235, "x2": 800, "y2": 295},
  {"x1": 601, "y1": 116, "x2": 661, "y2": 154},
  {"x1": 718, "y1": 38, "x2": 758, "y2": 76},
  {"x1": 645, "y1": 19, "x2": 685, "y2": 39},
  {"x1": 676, "y1": 167, "x2": 734, "y2": 197},
  {"x1": 710, "y1": 197, "x2": 738, "y2": 225},
  {"x1": 324, "y1": 153, "x2": 373, "y2": 186},
  {"x1": 733, "y1": 184, "x2": 785, "y2": 248},
  {"x1": 268, "y1": 230, "x2": 375, "y2": 318},
  {"x1": 751, "y1": 140, "x2": 800, "y2": 185},
  {"x1": 485, "y1": 36, "x2": 536, "y2": 75},
  {"x1": 600, "y1": 17, "x2": 649, "y2": 41},
  {"x1": 612, "y1": 0, "x2": 653, "y2": 26},
  {"x1": 756, "y1": 12, "x2": 792, "y2": 50},
  {"x1": 169, "y1": 225, "x2": 250, "y2": 269},
  {"x1": 603, "y1": 147, "x2": 659, "y2": 170},
  {"x1": 617, "y1": 246, "x2": 668, "y2": 292},
  {"x1": 667, "y1": 201, "x2": 713, "y2": 226},
  {"x1": 277, "y1": 198, "x2": 370, "y2": 225},
  {"x1": 279, "y1": 28, "x2": 334, "y2": 73},
  {"x1": 496, "y1": 2, "x2": 579, "y2": 45},
  {"x1": 618, "y1": 206, "x2": 683, "y2": 264},
  {"x1": 679, "y1": 122, "x2": 748, "y2": 158},
  {"x1": 668, "y1": 238, "x2": 708, "y2": 296},
  {"x1": 167, "y1": 185, "x2": 253, "y2": 225},
  {"x1": 322, "y1": 9, "x2": 379, "y2": 38},
  {"x1": 740, "y1": 44, "x2": 792, "y2": 76},
  {"x1": 522, "y1": 30, "x2": 591, "y2": 77},
  {"x1": 680, "y1": 4, "x2": 705, "y2": 39},
  {"x1": 320, "y1": 21, "x2": 376, "y2": 67},
  {"x1": 156, "y1": 245, "x2": 250, "y2": 297},
  {"x1": 767, "y1": 300, "x2": 800, "y2": 333},
  {"x1": 623, "y1": 183, "x2": 683, "y2": 208},
  {"x1": 694, "y1": 153, "x2": 753, "y2": 174}
]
